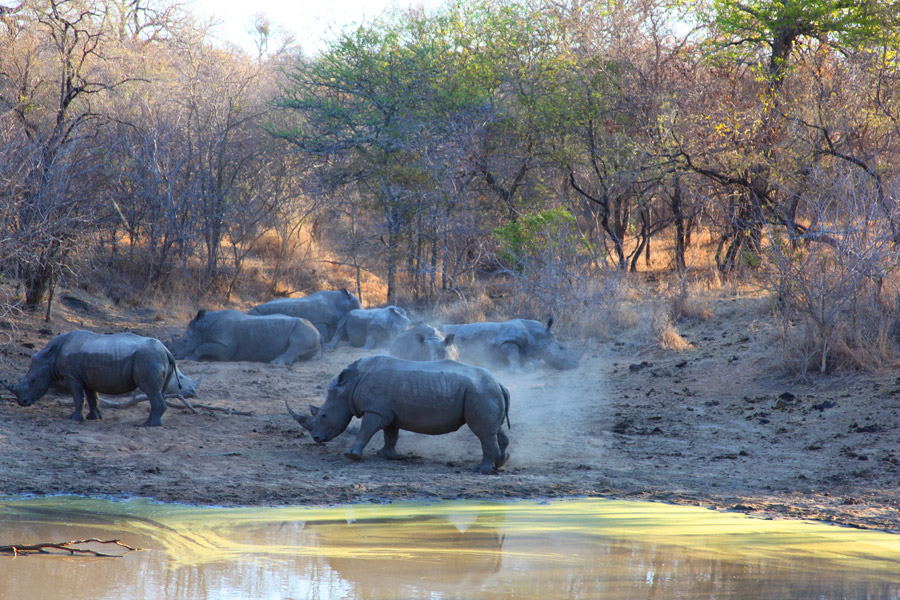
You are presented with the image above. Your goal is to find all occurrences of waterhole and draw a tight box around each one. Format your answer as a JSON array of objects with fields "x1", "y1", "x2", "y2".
[{"x1": 2, "y1": 497, "x2": 899, "y2": 599}]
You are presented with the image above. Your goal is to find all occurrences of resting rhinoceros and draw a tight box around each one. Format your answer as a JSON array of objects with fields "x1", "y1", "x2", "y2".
[
  {"x1": 248, "y1": 289, "x2": 362, "y2": 343},
  {"x1": 285, "y1": 355, "x2": 511, "y2": 473},
  {"x1": 326, "y1": 306, "x2": 412, "y2": 350},
  {"x1": 168, "y1": 309, "x2": 321, "y2": 364},
  {"x1": 1, "y1": 330, "x2": 180, "y2": 426},
  {"x1": 389, "y1": 324, "x2": 459, "y2": 362},
  {"x1": 441, "y1": 318, "x2": 588, "y2": 371}
]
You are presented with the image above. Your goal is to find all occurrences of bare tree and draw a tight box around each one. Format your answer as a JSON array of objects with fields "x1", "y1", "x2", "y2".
[{"x1": 0, "y1": 0, "x2": 142, "y2": 313}]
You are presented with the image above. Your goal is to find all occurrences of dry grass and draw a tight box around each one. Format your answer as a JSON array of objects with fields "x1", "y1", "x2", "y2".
[{"x1": 649, "y1": 303, "x2": 693, "y2": 351}]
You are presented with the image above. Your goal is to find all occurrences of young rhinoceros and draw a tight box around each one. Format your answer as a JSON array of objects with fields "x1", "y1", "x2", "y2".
[
  {"x1": 1, "y1": 330, "x2": 180, "y2": 426},
  {"x1": 286, "y1": 355, "x2": 511, "y2": 473}
]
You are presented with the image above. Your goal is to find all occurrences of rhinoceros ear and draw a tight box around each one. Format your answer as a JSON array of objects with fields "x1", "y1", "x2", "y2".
[
  {"x1": 546, "y1": 316, "x2": 555, "y2": 331},
  {"x1": 308, "y1": 405, "x2": 320, "y2": 416},
  {"x1": 195, "y1": 309, "x2": 206, "y2": 320},
  {"x1": 443, "y1": 333, "x2": 455, "y2": 345}
]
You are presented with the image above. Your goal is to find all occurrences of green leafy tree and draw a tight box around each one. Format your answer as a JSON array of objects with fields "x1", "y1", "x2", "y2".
[{"x1": 493, "y1": 207, "x2": 589, "y2": 273}]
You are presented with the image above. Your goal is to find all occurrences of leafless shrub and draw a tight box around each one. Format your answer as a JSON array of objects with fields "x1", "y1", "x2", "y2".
[
  {"x1": 631, "y1": 302, "x2": 692, "y2": 352},
  {"x1": 488, "y1": 210, "x2": 637, "y2": 339},
  {"x1": 765, "y1": 170, "x2": 900, "y2": 376},
  {"x1": 666, "y1": 271, "x2": 714, "y2": 323},
  {"x1": 431, "y1": 289, "x2": 494, "y2": 325}
]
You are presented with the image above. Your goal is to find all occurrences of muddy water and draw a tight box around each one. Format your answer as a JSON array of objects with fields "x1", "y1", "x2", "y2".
[{"x1": 2, "y1": 497, "x2": 900, "y2": 599}]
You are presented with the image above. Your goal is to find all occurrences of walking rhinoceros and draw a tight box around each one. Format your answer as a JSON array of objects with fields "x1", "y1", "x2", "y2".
[
  {"x1": 248, "y1": 289, "x2": 362, "y2": 343},
  {"x1": 168, "y1": 309, "x2": 321, "y2": 364},
  {"x1": 1, "y1": 330, "x2": 181, "y2": 426},
  {"x1": 326, "y1": 306, "x2": 412, "y2": 350},
  {"x1": 285, "y1": 355, "x2": 511, "y2": 473},
  {"x1": 441, "y1": 318, "x2": 588, "y2": 371},
  {"x1": 389, "y1": 324, "x2": 459, "y2": 362}
]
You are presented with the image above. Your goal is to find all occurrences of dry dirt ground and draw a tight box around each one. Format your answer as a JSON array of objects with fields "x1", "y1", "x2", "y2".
[{"x1": 2, "y1": 290, "x2": 900, "y2": 534}]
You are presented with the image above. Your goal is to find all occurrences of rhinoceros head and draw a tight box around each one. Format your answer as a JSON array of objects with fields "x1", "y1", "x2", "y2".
[
  {"x1": 286, "y1": 367, "x2": 355, "y2": 442},
  {"x1": 2, "y1": 342, "x2": 60, "y2": 406},
  {"x1": 537, "y1": 318, "x2": 589, "y2": 370},
  {"x1": 418, "y1": 332, "x2": 458, "y2": 361},
  {"x1": 339, "y1": 288, "x2": 363, "y2": 312},
  {"x1": 167, "y1": 310, "x2": 207, "y2": 359},
  {"x1": 383, "y1": 307, "x2": 412, "y2": 338}
]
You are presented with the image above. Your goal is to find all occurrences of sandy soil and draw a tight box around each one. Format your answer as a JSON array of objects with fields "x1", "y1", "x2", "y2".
[{"x1": 2, "y1": 291, "x2": 900, "y2": 534}]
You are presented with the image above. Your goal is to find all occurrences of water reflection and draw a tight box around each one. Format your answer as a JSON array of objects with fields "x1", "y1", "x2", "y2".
[{"x1": 2, "y1": 497, "x2": 900, "y2": 600}]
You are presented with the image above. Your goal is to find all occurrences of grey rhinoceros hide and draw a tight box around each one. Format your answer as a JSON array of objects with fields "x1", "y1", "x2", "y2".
[
  {"x1": 389, "y1": 324, "x2": 459, "y2": 362},
  {"x1": 248, "y1": 289, "x2": 361, "y2": 343},
  {"x1": 285, "y1": 355, "x2": 510, "y2": 473},
  {"x1": 441, "y1": 318, "x2": 588, "y2": 371},
  {"x1": 168, "y1": 309, "x2": 321, "y2": 364},
  {"x1": 1, "y1": 330, "x2": 179, "y2": 426},
  {"x1": 327, "y1": 306, "x2": 412, "y2": 350}
]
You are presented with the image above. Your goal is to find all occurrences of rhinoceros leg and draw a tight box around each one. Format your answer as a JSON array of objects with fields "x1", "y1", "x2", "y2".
[
  {"x1": 66, "y1": 379, "x2": 86, "y2": 422},
  {"x1": 344, "y1": 412, "x2": 392, "y2": 461},
  {"x1": 142, "y1": 390, "x2": 166, "y2": 427},
  {"x1": 188, "y1": 342, "x2": 231, "y2": 361},
  {"x1": 473, "y1": 432, "x2": 503, "y2": 474},
  {"x1": 84, "y1": 389, "x2": 102, "y2": 421},
  {"x1": 498, "y1": 342, "x2": 522, "y2": 372},
  {"x1": 496, "y1": 429, "x2": 510, "y2": 468},
  {"x1": 272, "y1": 337, "x2": 318, "y2": 365},
  {"x1": 376, "y1": 424, "x2": 403, "y2": 460}
]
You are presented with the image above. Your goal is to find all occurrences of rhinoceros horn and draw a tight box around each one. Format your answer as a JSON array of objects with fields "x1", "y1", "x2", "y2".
[
  {"x1": 284, "y1": 398, "x2": 312, "y2": 430},
  {"x1": 1, "y1": 377, "x2": 24, "y2": 403}
]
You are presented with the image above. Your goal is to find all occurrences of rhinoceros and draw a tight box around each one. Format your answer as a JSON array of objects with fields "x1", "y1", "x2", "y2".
[
  {"x1": 168, "y1": 309, "x2": 321, "y2": 364},
  {"x1": 389, "y1": 324, "x2": 459, "y2": 362},
  {"x1": 441, "y1": 318, "x2": 588, "y2": 371},
  {"x1": 1, "y1": 330, "x2": 181, "y2": 426},
  {"x1": 326, "y1": 306, "x2": 412, "y2": 350},
  {"x1": 285, "y1": 355, "x2": 511, "y2": 473},
  {"x1": 248, "y1": 289, "x2": 362, "y2": 343}
]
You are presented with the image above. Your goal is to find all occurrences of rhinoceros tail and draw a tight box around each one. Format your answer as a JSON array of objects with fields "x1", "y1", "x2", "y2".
[
  {"x1": 166, "y1": 349, "x2": 182, "y2": 391},
  {"x1": 500, "y1": 384, "x2": 511, "y2": 430}
]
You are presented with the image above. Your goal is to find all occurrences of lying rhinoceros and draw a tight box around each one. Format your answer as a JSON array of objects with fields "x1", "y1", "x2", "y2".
[
  {"x1": 248, "y1": 289, "x2": 362, "y2": 343},
  {"x1": 441, "y1": 318, "x2": 588, "y2": 371},
  {"x1": 326, "y1": 306, "x2": 412, "y2": 350},
  {"x1": 389, "y1": 324, "x2": 459, "y2": 361},
  {"x1": 1, "y1": 330, "x2": 180, "y2": 426},
  {"x1": 168, "y1": 309, "x2": 321, "y2": 364},
  {"x1": 286, "y1": 355, "x2": 511, "y2": 473}
]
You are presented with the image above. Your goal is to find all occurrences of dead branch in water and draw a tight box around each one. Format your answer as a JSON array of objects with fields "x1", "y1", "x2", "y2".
[{"x1": 0, "y1": 538, "x2": 138, "y2": 558}]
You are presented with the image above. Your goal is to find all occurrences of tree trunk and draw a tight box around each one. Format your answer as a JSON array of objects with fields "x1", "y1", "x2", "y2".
[{"x1": 672, "y1": 175, "x2": 687, "y2": 273}]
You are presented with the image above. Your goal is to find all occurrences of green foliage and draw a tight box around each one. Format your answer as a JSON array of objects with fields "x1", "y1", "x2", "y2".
[
  {"x1": 701, "y1": 0, "x2": 900, "y2": 84},
  {"x1": 493, "y1": 208, "x2": 590, "y2": 272}
]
